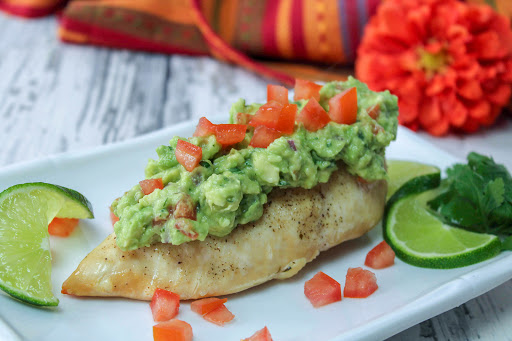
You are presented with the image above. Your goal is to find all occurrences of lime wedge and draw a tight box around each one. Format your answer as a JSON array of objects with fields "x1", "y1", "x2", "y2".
[
  {"x1": 0, "y1": 182, "x2": 93, "y2": 306},
  {"x1": 386, "y1": 160, "x2": 441, "y2": 200},
  {"x1": 384, "y1": 187, "x2": 501, "y2": 269}
]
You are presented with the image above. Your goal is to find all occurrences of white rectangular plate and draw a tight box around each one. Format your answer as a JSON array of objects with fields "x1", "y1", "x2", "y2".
[{"x1": 1, "y1": 121, "x2": 511, "y2": 341}]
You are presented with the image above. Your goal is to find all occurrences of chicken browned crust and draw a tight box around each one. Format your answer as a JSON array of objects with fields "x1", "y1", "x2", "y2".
[{"x1": 62, "y1": 167, "x2": 386, "y2": 300}]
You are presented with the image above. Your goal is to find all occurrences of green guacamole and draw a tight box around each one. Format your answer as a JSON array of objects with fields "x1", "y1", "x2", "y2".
[{"x1": 112, "y1": 77, "x2": 398, "y2": 250}]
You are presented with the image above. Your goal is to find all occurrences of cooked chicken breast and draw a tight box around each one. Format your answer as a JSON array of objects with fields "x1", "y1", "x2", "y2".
[{"x1": 62, "y1": 167, "x2": 386, "y2": 300}]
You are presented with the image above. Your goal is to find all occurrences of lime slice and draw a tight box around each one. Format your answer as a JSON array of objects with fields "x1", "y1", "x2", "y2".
[
  {"x1": 0, "y1": 182, "x2": 93, "y2": 306},
  {"x1": 386, "y1": 160, "x2": 441, "y2": 200},
  {"x1": 384, "y1": 187, "x2": 501, "y2": 269}
]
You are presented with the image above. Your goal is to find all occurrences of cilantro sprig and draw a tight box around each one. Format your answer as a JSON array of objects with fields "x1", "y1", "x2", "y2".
[{"x1": 428, "y1": 152, "x2": 512, "y2": 248}]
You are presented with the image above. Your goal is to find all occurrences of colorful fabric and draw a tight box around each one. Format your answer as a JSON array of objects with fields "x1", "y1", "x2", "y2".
[
  {"x1": 0, "y1": 0, "x2": 67, "y2": 17},
  {"x1": 55, "y1": 0, "x2": 379, "y2": 85}
]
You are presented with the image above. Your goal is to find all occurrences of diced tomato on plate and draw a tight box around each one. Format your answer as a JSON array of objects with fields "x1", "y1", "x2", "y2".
[
  {"x1": 304, "y1": 271, "x2": 342, "y2": 307},
  {"x1": 267, "y1": 84, "x2": 289, "y2": 105},
  {"x1": 191, "y1": 297, "x2": 228, "y2": 315},
  {"x1": 296, "y1": 98, "x2": 331, "y2": 132},
  {"x1": 175, "y1": 140, "x2": 202, "y2": 172},
  {"x1": 242, "y1": 326, "x2": 274, "y2": 341},
  {"x1": 214, "y1": 124, "x2": 247, "y2": 146},
  {"x1": 150, "y1": 288, "x2": 180, "y2": 322},
  {"x1": 202, "y1": 303, "x2": 235, "y2": 326},
  {"x1": 250, "y1": 125, "x2": 283, "y2": 148},
  {"x1": 365, "y1": 241, "x2": 395, "y2": 269},
  {"x1": 48, "y1": 217, "x2": 79, "y2": 237},
  {"x1": 328, "y1": 87, "x2": 358, "y2": 125},
  {"x1": 153, "y1": 319, "x2": 192, "y2": 341},
  {"x1": 343, "y1": 267, "x2": 378, "y2": 298},
  {"x1": 193, "y1": 117, "x2": 216, "y2": 137},
  {"x1": 293, "y1": 79, "x2": 322, "y2": 102}
]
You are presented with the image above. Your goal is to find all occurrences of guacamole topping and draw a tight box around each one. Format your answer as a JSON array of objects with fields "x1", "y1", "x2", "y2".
[{"x1": 112, "y1": 77, "x2": 399, "y2": 250}]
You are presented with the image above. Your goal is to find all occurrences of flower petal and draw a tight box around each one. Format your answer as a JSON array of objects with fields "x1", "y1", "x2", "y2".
[{"x1": 457, "y1": 78, "x2": 482, "y2": 100}]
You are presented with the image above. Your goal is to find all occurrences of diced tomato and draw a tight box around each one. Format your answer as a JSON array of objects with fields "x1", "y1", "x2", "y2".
[
  {"x1": 304, "y1": 271, "x2": 342, "y2": 308},
  {"x1": 202, "y1": 304, "x2": 235, "y2": 326},
  {"x1": 140, "y1": 178, "x2": 164, "y2": 196},
  {"x1": 328, "y1": 87, "x2": 358, "y2": 125},
  {"x1": 249, "y1": 101, "x2": 284, "y2": 129},
  {"x1": 249, "y1": 101, "x2": 296, "y2": 135},
  {"x1": 214, "y1": 124, "x2": 247, "y2": 146},
  {"x1": 267, "y1": 84, "x2": 289, "y2": 105},
  {"x1": 174, "y1": 194, "x2": 196, "y2": 220},
  {"x1": 296, "y1": 98, "x2": 331, "y2": 132},
  {"x1": 150, "y1": 288, "x2": 180, "y2": 322},
  {"x1": 242, "y1": 326, "x2": 274, "y2": 341},
  {"x1": 110, "y1": 206, "x2": 119, "y2": 226},
  {"x1": 48, "y1": 217, "x2": 79, "y2": 237},
  {"x1": 193, "y1": 117, "x2": 216, "y2": 137},
  {"x1": 293, "y1": 79, "x2": 322, "y2": 101},
  {"x1": 236, "y1": 112, "x2": 252, "y2": 125},
  {"x1": 175, "y1": 140, "x2": 202, "y2": 172},
  {"x1": 249, "y1": 125, "x2": 283, "y2": 148},
  {"x1": 343, "y1": 267, "x2": 378, "y2": 298},
  {"x1": 364, "y1": 241, "x2": 395, "y2": 269},
  {"x1": 367, "y1": 103, "x2": 380, "y2": 120},
  {"x1": 372, "y1": 124, "x2": 384, "y2": 135},
  {"x1": 191, "y1": 297, "x2": 228, "y2": 315},
  {"x1": 175, "y1": 218, "x2": 199, "y2": 240},
  {"x1": 277, "y1": 103, "x2": 297, "y2": 134},
  {"x1": 153, "y1": 319, "x2": 192, "y2": 341}
]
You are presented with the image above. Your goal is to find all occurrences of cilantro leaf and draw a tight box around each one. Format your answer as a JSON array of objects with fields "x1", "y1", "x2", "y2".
[{"x1": 428, "y1": 152, "x2": 512, "y2": 236}]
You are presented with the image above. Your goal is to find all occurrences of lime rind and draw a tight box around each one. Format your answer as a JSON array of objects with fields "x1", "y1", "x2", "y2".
[
  {"x1": 0, "y1": 182, "x2": 94, "y2": 219},
  {"x1": 0, "y1": 182, "x2": 94, "y2": 306},
  {"x1": 384, "y1": 170, "x2": 502, "y2": 269}
]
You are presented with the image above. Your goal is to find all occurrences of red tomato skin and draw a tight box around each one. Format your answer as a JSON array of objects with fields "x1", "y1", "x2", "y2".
[
  {"x1": 139, "y1": 178, "x2": 164, "y2": 196},
  {"x1": 267, "y1": 84, "x2": 289, "y2": 105},
  {"x1": 191, "y1": 297, "x2": 228, "y2": 315},
  {"x1": 173, "y1": 194, "x2": 196, "y2": 220},
  {"x1": 193, "y1": 117, "x2": 216, "y2": 137},
  {"x1": 109, "y1": 206, "x2": 119, "y2": 226},
  {"x1": 278, "y1": 103, "x2": 297, "y2": 134},
  {"x1": 249, "y1": 101, "x2": 284, "y2": 130},
  {"x1": 48, "y1": 217, "x2": 79, "y2": 237},
  {"x1": 328, "y1": 87, "x2": 358, "y2": 125},
  {"x1": 214, "y1": 124, "x2": 247, "y2": 146},
  {"x1": 343, "y1": 267, "x2": 378, "y2": 298},
  {"x1": 175, "y1": 140, "x2": 202, "y2": 172},
  {"x1": 175, "y1": 218, "x2": 199, "y2": 240},
  {"x1": 293, "y1": 79, "x2": 322, "y2": 101},
  {"x1": 304, "y1": 271, "x2": 342, "y2": 308},
  {"x1": 296, "y1": 98, "x2": 331, "y2": 132},
  {"x1": 236, "y1": 112, "x2": 252, "y2": 125},
  {"x1": 153, "y1": 319, "x2": 192, "y2": 341},
  {"x1": 242, "y1": 326, "x2": 274, "y2": 341},
  {"x1": 365, "y1": 241, "x2": 395, "y2": 269},
  {"x1": 249, "y1": 126, "x2": 283, "y2": 148},
  {"x1": 202, "y1": 304, "x2": 235, "y2": 326},
  {"x1": 150, "y1": 288, "x2": 180, "y2": 322},
  {"x1": 367, "y1": 103, "x2": 380, "y2": 120}
]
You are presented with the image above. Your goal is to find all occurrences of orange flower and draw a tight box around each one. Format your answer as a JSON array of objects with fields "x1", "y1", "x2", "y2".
[{"x1": 355, "y1": 0, "x2": 512, "y2": 135}]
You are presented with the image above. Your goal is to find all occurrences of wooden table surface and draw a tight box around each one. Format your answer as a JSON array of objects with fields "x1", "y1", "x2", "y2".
[{"x1": 1, "y1": 14, "x2": 511, "y2": 341}]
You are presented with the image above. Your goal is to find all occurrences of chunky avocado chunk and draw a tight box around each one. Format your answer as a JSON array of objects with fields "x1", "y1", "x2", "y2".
[{"x1": 112, "y1": 77, "x2": 399, "y2": 250}]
